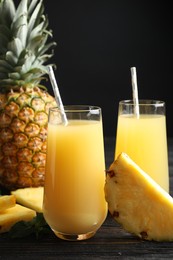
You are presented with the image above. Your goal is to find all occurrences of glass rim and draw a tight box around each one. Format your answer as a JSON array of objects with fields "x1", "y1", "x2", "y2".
[
  {"x1": 49, "y1": 105, "x2": 101, "y2": 113},
  {"x1": 119, "y1": 99, "x2": 165, "y2": 106}
]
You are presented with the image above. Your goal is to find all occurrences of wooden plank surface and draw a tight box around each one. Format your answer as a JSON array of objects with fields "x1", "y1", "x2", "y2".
[{"x1": 0, "y1": 137, "x2": 173, "y2": 259}]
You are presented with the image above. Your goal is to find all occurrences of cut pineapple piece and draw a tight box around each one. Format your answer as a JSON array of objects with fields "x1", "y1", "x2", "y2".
[
  {"x1": 0, "y1": 204, "x2": 36, "y2": 233},
  {"x1": 0, "y1": 195, "x2": 16, "y2": 212},
  {"x1": 11, "y1": 187, "x2": 43, "y2": 213},
  {"x1": 104, "y1": 152, "x2": 173, "y2": 241}
]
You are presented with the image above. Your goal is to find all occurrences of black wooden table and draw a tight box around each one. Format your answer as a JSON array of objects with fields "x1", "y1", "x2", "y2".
[{"x1": 1, "y1": 137, "x2": 173, "y2": 259}]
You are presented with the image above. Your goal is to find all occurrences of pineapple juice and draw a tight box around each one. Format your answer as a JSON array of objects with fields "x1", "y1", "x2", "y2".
[
  {"x1": 115, "y1": 114, "x2": 169, "y2": 192},
  {"x1": 43, "y1": 119, "x2": 107, "y2": 237}
]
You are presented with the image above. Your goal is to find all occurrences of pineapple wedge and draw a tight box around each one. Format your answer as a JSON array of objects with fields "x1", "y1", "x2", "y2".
[
  {"x1": 11, "y1": 187, "x2": 43, "y2": 213},
  {"x1": 0, "y1": 204, "x2": 36, "y2": 233},
  {"x1": 0, "y1": 195, "x2": 16, "y2": 212},
  {"x1": 104, "y1": 152, "x2": 173, "y2": 241}
]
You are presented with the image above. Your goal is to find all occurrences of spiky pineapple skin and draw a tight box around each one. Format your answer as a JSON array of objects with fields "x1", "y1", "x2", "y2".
[
  {"x1": 0, "y1": 87, "x2": 56, "y2": 190},
  {"x1": 104, "y1": 152, "x2": 173, "y2": 242}
]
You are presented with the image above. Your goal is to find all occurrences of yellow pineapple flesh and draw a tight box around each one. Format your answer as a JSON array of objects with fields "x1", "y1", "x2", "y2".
[
  {"x1": 0, "y1": 204, "x2": 36, "y2": 233},
  {"x1": 0, "y1": 195, "x2": 16, "y2": 212},
  {"x1": 104, "y1": 152, "x2": 173, "y2": 241},
  {"x1": 11, "y1": 187, "x2": 43, "y2": 213}
]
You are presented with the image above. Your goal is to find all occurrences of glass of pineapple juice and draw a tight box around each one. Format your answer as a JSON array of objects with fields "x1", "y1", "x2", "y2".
[
  {"x1": 115, "y1": 100, "x2": 169, "y2": 192},
  {"x1": 43, "y1": 105, "x2": 108, "y2": 241}
]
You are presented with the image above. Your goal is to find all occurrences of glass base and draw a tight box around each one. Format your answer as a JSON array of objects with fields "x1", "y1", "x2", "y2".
[{"x1": 52, "y1": 229, "x2": 96, "y2": 241}]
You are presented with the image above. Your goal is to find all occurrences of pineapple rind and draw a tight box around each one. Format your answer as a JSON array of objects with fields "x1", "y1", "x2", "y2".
[
  {"x1": 0, "y1": 195, "x2": 16, "y2": 212},
  {"x1": 105, "y1": 152, "x2": 173, "y2": 241},
  {"x1": 11, "y1": 187, "x2": 43, "y2": 213},
  {"x1": 0, "y1": 203, "x2": 36, "y2": 233}
]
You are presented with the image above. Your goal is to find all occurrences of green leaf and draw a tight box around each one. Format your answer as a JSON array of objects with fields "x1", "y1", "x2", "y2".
[
  {"x1": 7, "y1": 221, "x2": 35, "y2": 238},
  {"x1": 0, "y1": 0, "x2": 16, "y2": 27},
  {"x1": 28, "y1": 0, "x2": 43, "y2": 34},
  {"x1": 8, "y1": 38, "x2": 23, "y2": 58},
  {"x1": 7, "y1": 213, "x2": 52, "y2": 239},
  {"x1": 12, "y1": 14, "x2": 28, "y2": 47},
  {"x1": 6, "y1": 51, "x2": 18, "y2": 65}
]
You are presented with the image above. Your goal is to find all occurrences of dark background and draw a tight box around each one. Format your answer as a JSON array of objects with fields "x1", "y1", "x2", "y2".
[{"x1": 43, "y1": 0, "x2": 172, "y2": 137}]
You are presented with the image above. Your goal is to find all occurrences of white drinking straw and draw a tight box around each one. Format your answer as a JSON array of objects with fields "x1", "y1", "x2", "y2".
[
  {"x1": 48, "y1": 65, "x2": 68, "y2": 125},
  {"x1": 130, "y1": 67, "x2": 140, "y2": 118}
]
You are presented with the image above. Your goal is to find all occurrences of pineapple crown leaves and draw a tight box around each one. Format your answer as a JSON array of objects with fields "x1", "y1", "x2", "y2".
[{"x1": 0, "y1": 0, "x2": 57, "y2": 91}]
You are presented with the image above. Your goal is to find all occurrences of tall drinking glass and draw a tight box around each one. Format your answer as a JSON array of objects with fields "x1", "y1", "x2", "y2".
[
  {"x1": 114, "y1": 100, "x2": 169, "y2": 192},
  {"x1": 43, "y1": 105, "x2": 108, "y2": 241}
]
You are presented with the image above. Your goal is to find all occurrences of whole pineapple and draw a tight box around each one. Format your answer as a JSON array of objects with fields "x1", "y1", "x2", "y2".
[{"x1": 0, "y1": 0, "x2": 57, "y2": 190}]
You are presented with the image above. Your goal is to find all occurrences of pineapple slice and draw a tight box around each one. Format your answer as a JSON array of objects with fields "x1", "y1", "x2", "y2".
[
  {"x1": 0, "y1": 195, "x2": 16, "y2": 212},
  {"x1": 0, "y1": 204, "x2": 36, "y2": 233},
  {"x1": 104, "y1": 152, "x2": 173, "y2": 241},
  {"x1": 11, "y1": 187, "x2": 43, "y2": 213}
]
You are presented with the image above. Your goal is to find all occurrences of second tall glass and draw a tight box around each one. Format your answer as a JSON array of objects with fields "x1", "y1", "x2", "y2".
[{"x1": 114, "y1": 100, "x2": 169, "y2": 192}]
